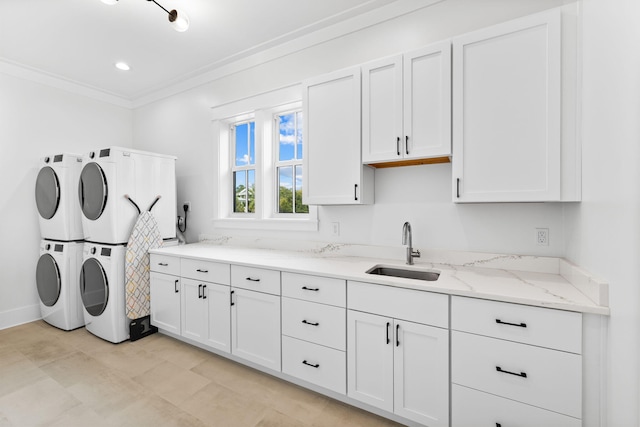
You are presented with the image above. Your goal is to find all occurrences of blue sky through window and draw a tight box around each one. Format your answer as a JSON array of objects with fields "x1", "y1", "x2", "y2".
[{"x1": 235, "y1": 121, "x2": 255, "y2": 166}]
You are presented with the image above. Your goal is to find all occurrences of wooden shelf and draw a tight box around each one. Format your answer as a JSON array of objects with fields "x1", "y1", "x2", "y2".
[{"x1": 366, "y1": 156, "x2": 451, "y2": 169}]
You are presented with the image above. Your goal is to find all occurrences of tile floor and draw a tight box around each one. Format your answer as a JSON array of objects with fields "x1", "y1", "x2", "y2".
[{"x1": 0, "y1": 321, "x2": 402, "y2": 426}]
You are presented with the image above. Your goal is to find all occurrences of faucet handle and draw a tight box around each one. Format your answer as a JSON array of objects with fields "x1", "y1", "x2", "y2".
[{"x1": 412, "y1": 249, "x2": 421, "y2": 258}]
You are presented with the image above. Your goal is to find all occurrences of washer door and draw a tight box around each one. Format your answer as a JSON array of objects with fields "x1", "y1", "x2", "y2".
[
  {"x1": 35, "y1": 166, "x2": 60, "y2": 220},
  {"x1": 36, "y1": 253, "x2": 61, "y2": 307},
  {"x1": 79, "y1": 258, "x2": 109, "y2": 316},
  {"x1": 78, "y1": 163, "x2": 108, "y2": 221}
]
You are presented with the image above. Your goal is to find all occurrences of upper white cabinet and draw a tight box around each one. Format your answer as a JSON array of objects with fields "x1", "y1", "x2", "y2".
[
  {"x1": 303, "y1": 67, "x2": 374, "y2": 205},
  {"x1": 362, "y1": 41, "x2": 452, "y2": 166},
  {"x1": 452, "y1": 8, "x2": 579, "y2": 202}
]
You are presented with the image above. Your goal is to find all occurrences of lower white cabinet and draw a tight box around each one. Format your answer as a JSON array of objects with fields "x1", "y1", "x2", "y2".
[
  {"x1": 181, "y1": 278, "x2": 231, "y2": 353},
  {"x1": 231, "y1": 287, "x2": 281, "y2": 371},
  {"x1": 149, "y1": 271, "x2": 181, "y2": 335},
  {"x1": 347, "y1": 310, "x2": 449, "y2": 427},
  {"x1": 282, "y1": 336, "x2": 346, "y2": 394}
]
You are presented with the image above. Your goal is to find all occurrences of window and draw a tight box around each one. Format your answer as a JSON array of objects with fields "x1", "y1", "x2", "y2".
[
  {"x1": 275, "y1": 110, "x2": 308, "y2": 214},
  {"x1": 231, "y1": 120, "x2": 256, "y2": 213}
]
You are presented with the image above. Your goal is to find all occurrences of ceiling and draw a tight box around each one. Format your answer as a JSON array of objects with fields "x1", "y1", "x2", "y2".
[{"x1": 0, "y1": 0, "x2": 399, "y2": 104}]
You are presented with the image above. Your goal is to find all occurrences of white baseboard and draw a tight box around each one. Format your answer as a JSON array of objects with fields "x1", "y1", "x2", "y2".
[{"x1": 0, "y1": 304, "x2": 41, "y2": 331}]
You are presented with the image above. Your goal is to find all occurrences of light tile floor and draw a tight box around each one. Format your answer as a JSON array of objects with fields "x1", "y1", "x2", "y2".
[{"x1": 0, "y1": 321, "x2": 403, "y2": 426}]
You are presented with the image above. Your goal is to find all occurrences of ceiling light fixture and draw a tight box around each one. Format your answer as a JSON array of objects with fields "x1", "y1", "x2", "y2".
[
  {"x1": 100, "y1": 0, "x2": 189, "y2": 32},
  {"x1": 115, "y1": 62, "x2": 131, "y2": 71}
]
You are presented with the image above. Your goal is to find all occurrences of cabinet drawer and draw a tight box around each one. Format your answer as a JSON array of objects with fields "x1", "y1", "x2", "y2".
[
  {"x1": 451, "y1": 296, "x2": 582, "y2": 353},
  {"x1": 452, "y1": 384, "x2": 581, "y2": 427},
  {"x1": 347, "y1": 281, "x2": 448, "y2": 328},
  {"x1": 282, "y1": 336, "x2": 346, "y2": 394},
  {"x1": 231, "y1": 265, "x2": 280, "y2": 295},
  {"x1": 452, "y1": 331, "x2": 581, "y2": 418},
  {"x1": 181, "y1": 258, "x2": 230, "y2": 284},
  {"x1": 282, "y1": 272, "x2": 346, "y2": 307},
  {"x1": 282, "y1": 298, "x2": 346, "y2": 351},
  {"x1": 150, "y1": 254, "x2": 180, "y2": 276}
]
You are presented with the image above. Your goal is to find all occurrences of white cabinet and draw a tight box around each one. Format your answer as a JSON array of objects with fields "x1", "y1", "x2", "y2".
[
  {"x1": 302, "y1": 67, "x2": 374, "y2": 205},
  {"x1": 149, "y1": 271, "x2": 181, "y2": 335},
  {"x1": 452, "y1": 8, "x2": 579, "y2": 202},
  {"x1": 362, "y1": 41, "x2": 452, "y2": 166},
  {"x1": 231, "y1": 287, "x2": 281, "y2": 371},
  {"x1": 347, "y1": 282, "x2": 449, "y2": 427},
  {"x1": 181, "y1": 278, "x2": 231, "y2": 353}
]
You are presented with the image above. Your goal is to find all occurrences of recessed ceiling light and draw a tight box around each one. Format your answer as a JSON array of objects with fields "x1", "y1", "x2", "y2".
[{"x1": 115, "y1": 62, "x2": 130, "y2": 71}]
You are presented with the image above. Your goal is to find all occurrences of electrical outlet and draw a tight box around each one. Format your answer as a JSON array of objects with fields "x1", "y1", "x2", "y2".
[
  {"x1": 183, "y1": 201, "x2": 191, "y2": 212},
  {"x1": 536, "y1": 228, "x2": 549, "y2": 246},
  {"x1": 331, "y1": 222, "x2": 340, "y2": 236}
]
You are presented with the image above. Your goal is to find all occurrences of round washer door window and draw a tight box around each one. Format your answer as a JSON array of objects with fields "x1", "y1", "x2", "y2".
[
  {"x1": 35, "y1": 166, "x2": 60, "y2": 220},
  {"x1": 78, "y1": 163, "x2": 108, "y2": 221},
  {"x1": 36, "y1": 254, "x2": 61, "y2": 307},
  {"x1": 79, "y1": 258, "x2": 109, "y2": 316}
]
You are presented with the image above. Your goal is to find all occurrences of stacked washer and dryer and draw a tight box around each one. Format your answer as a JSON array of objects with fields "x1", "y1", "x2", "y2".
[{"x1": 35, "y1": 147, "x2": 177, "y2": 343}]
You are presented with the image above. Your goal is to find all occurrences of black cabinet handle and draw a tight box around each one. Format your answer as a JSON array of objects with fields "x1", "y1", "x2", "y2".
[
  {"x1": 174, "y1": 279, "x2": 179, "y2": 293},
  {"x1": 302, "y1": 360, "x2": 320, "y2": 368},
  {"x1": 495, "y1": 319, "x2": 527, "y2": 328},
  {"x1": 158, "y1": 262, "x2": 168, "y2": 266},
  {"x1": 302, "y1": 286, "x2": 319, "y2": 292},
  {"x1": 245, "y1": 277, "x2": 260, "y2": 282},
  {"x1": 396, "y1": 324, "x2": 400, "y2": 347},
  {"x1": 496, "y1": 366, "x2": 527, "y2": 378},
  {"x1": 496, "y1": 424, "x2": 502, "y2": 427},
  {"x1": 230, "y1": 290, "x2": 235, "y2": 306},
  {"x1": 198, "y1": 284, "x2": 203, "y2": 299},
  {"x1": 386, "y1": 322, "x2": 390, "y2": 344},
  {"x1": 405, "y1": 135, "x2": 409, "y2": 155},
  {"x1": 396, "y1": 136, "x2": 400, "y2": 156},
  {"x1": 302, "y1": 320, "x2": 319, "y2": 326},
  {"x1": 202, "y1": 285, "x2": 207, "y2": 299},
  {"x1": 354, "y1": 184, "x2": 358, "y2": 201},
  {"x1": 196, "y1": 269, "x2": 209, "y2": 273},
  {"x1": 456, "y1": 178, "x2": 460, "y2": 198}
]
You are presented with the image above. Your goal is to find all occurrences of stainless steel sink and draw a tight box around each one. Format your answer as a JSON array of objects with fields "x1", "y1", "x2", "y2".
[{"x1": 366, "y1": 265, "x2": 440, "y2": 281}]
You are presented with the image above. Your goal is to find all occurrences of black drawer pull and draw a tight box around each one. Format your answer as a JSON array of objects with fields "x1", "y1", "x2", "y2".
[
  {"x1": 496, "y1": 366, "x2": 527, "y2": 378},
  {"x1": 196, "y1": 269, "x2": 209, "y2": 273},
  {"x1": 198, "y1": 284, "x2": 203, "y2": 299},
  {"x1": 386, "y1": 322, "x2": 390, "y2": 344},
  {"x1": 302, "y1": 360, "x2": 319, "y2": 368},
  {"x1": 246, "y1": 277, "x2": 260, "y2": 282},
  {"x1": 496, "y1": 424, "x2": 502, "y2": 427},
  {"x1": 202, "y1": 285, "x2": 207, "y2": 299},
  {"x1": 302, "y1": 286, "x2": 319, "y2": 291},
  {"x1": 174, "y1": 279, "x2": 179, "y2": 293},
  {"x1": 495, "y1": 319, "x2": 527, "y2": 328},
  {"x1": 230, "y1": 290, "x2": 235, "y2": 306},
  {"x1": 396, "y1": 324, "x2": 400, "y2": 347},
  {"x1": 158, "y1": 262, "x2": 168, "y2": 266},
  {"x1": 302, "y1": 320, "x2": 319, "y2": 326}
]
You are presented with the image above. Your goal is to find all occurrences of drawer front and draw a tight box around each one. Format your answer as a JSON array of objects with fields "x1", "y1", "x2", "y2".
[
  {"x1": 282, "y1": 272, "x2": 346, "y2": 307},
  {"x1": 282, "y1": 298, "x2": 346, "y2": 351},
  {"x1": 452, "y1": 384, "x2": 581, "y2": 427},
  {"x1": 347, "y1": 281, "x2": 448, "y2": 328},
  {"x1": 452, "y1": 296, "x2": 582, "y2": 353},
  {"x1": 181, "y1": 258, "x2": 230, "y2": 284},
  {"x1": 231, "y1": 265, "x2": 281, "y2": 295},
  {"x1": 150, "y1": 254, "x2": 180, "y2": 276},
  {"x1": 452, "y1": 331, "x2": 582, "y2": 418},
  {"x1": 282, "y1": 336, "x2": 346, "y2": 394}
]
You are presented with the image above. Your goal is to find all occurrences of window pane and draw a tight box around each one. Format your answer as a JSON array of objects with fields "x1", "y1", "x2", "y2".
[
  {"x1": 235, "y1": 123, "x2": 249, "y2": 166},
  {"x1": 233, "y1": 170, "x2": 247, "y2": 213},
  {"x1": 248, "y1": 122, "x2": 255, "y2": 166},
  {"x1": 296, "y1": 111, "x2": 303, "y2": 160},
  {"x1": 278, "y1": 113, "x2": 295, "y2": 162},
  {"x1": 294, "y1": 165, "x2": 309, "y2": 213},
  {"x1": 278, "y1": 166, "x2": 293, "y2": 213},
  {"x1": 247, "y1": 169, "x2": 255, "y2": 213}
]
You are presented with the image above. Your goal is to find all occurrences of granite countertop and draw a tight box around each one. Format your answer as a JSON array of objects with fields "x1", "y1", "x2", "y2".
[{"x1": 150, "y1": 240, "x2": 610, "y2": 315}]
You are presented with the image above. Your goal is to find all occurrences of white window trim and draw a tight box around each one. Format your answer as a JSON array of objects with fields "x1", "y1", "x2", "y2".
[{"x1": 211, "y1": 85, "x2": 318, "y2": 231}]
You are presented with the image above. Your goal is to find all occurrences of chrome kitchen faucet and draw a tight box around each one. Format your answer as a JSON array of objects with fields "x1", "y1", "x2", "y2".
[{"x1": 402, "y1": 221, "x2": 421, "y2": 265}]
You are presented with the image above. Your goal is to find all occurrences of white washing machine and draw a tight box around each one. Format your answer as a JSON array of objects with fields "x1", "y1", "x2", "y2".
[
  {"x1": 36, "y1": 240, "x2": 85, "y2": 331},
  {"x1": 79, "y1": 242, "x2": 129, "y2": 343},
  {"x1": 35, "y1": 153, "x2": 84, "y2": 241},
  {"x1": 78, "y1": 147, "x2": 177, "y2": 245}
]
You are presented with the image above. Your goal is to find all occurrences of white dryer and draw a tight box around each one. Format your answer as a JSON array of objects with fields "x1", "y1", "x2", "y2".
[
  {"x1": 35, "y1": 153, "x2": 84, "y2": 241},
  {"x1": 79, "y1": 242, "x2": 129, "y2": 343},
  {"x1": 78, "y1": 147, "x2": 176, "y2": 245},
  {"x1": 36, "y1": 240, "x2": 85, "y2": 331}
]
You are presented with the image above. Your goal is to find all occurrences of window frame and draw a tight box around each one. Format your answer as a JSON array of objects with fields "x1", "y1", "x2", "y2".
[{"x1": 230, "y1": 118, "x2": 257, "y2": 216}]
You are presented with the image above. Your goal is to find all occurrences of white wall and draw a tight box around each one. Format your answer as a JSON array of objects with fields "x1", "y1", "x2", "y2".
[
  {"x1": 563, "y1": 0, "x2": 640, "y2": 424},
  {"x1": 0, "y1": 72, "x2": 133, "y2": 329},
  {"x1": 133, "y1": 0, "x2": 567, "y2": 257}
]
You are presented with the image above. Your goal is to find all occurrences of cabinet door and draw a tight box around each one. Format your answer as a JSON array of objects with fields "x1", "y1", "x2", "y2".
[
  {"x1": 204, "y1": 282, "x2": 231, "y2": 353},
  {"x1": 303, "y1": 67, "x2": 373, "y2": 205},
  {"x1": 149, "y1": 272, "x2": 180, "y2": 335},
  {"x1": 231, "y1": 288, "x2": 281, "y2": 371},
  {"x1": 362, "y1": 55, "x2": 403, "y2": 163},
  {"x1": 394, "y1": 320, "x2": 449, "y2": 427},
  {"x1": 347, "y1": 310, "x2": 393, "y2": 412},
  {"x1": 452, "y1": 10, "x2": 561, "y2": 202},
  {"x1": 404, "y1": 41, "x2": 451, "y2": 160},
  {"x1": 181, "y1": 278, "x2": 207, "y2": 342}
]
